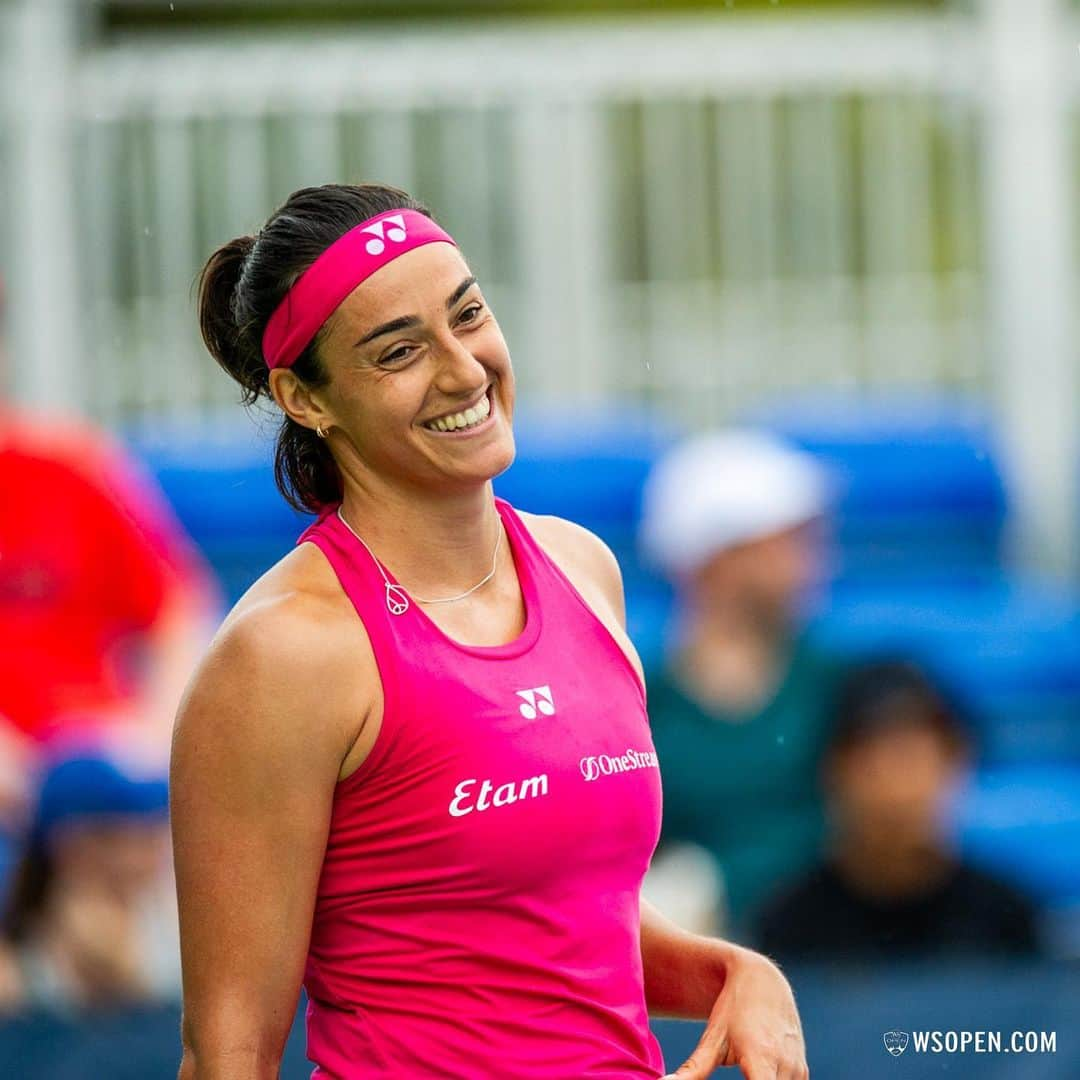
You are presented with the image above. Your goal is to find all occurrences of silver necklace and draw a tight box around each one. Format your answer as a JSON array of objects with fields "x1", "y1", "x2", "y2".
[{"x1": 336, "y1": 506, "x2": 503, "y2": 616}]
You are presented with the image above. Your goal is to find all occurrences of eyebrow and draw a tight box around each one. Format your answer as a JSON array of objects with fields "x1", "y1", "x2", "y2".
[{"x1": 354, "y1": 276, "x2": 478, "y2": 347}]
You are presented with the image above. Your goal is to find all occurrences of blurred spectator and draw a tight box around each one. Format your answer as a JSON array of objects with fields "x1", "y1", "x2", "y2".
[
  {"x1": 755, "y1": 660, "x2": 1040, "y2": 962},
  {"x1": 0, "y1": 277, "x2": 215, "y2": 756},
  {"x1": 0, "y1": 751, "x2": 178, "y2": 1011},
  {"x1": 0, "y1": 406, "x2": 219, "y2": 760},
  {"x1": 0, "y1": 278, "x2": 218, "y2": 900},
  {"x1": 639, "y1": 430, "x2": 841, "y2": 936}
]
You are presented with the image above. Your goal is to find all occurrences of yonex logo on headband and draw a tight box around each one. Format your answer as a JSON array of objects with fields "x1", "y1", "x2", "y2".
[{"x1": 361, "y1": 214, "x2": 408, "y2": 256}]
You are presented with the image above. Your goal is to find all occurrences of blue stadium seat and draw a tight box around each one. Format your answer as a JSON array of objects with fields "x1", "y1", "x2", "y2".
[
  {"x1": 494, "y1": 403, "x2": 677, "y2": 551},
  {"x1": 945, "y1": 764, "x2": 1080, "y2": 910},
  {"x1": 746, "y1": 392, "x2": 1009, "y2": 583},
  {"x1": 125, "y1": 417, "x2": 308, "y2": 604},
  {"x1": 811, "y1": 576, "x2": 1080, "y2": 764},
  {"x1": 495, "y1": 405, "x2": 678, "y2": 669}
]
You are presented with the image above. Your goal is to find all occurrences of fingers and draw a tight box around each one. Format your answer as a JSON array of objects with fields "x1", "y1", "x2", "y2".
[
  {"x1": 659, "y1": 1028, "x2": 729, "y2": 1079},
  {"x1": 738, "y1": 1055, "x2": 779, "y2": 1080},
  {"x1": 738, "y1": 1052, "x2": 809, "y2": 1080},
  {"x1": 658, "y1": 1053, "x2": 716, "y2": 1078},
  {"x1": 777, "y1": 1061, "x2": 809, "y2": 1080},
  {"x1": 662, "y1": 1042, "x2": 808, "y2": 1079},
  {"x1": 658, "y1": 1058, "x2": 712, "y2": 1080}
]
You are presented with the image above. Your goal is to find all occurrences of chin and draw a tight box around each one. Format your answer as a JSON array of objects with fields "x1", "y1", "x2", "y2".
[
  {"x1": 489, "y1": 430, "x2": 516, "y2": 478},
  {"x1": 464, "y1": 440, "x2": 516, "y2": 487}
]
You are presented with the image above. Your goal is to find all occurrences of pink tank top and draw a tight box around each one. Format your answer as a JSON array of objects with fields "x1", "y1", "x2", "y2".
[{"x1": 296, "y1": 497, "x2": 665, "y2": 1079}]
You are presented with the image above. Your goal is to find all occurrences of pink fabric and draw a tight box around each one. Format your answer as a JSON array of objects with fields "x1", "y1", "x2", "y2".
[
  {"x1": 262, "y1": 209, "x2": 457, "y2": 369},
  {"x1": 296, "y1": 499, "x2": 666, "y2": 1079}
]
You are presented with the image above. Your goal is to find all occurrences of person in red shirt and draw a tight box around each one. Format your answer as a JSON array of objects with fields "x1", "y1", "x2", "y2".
[
  {"x1": 0, "y1": 410, "x2": 219, "y2": 757},
  {"x1": 0, "y1": 288, "x2": 217, "y2": 1011}
]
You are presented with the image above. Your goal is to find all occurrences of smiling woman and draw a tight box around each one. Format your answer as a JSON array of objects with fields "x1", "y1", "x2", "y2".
[{"x1": 173, "y1": 182, "x2": 808, "y2": 1080}]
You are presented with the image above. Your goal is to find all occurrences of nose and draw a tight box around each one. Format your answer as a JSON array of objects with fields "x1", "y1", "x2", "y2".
[{"x1": 432, "y1": 328, "x2": 487, "y2": 395}]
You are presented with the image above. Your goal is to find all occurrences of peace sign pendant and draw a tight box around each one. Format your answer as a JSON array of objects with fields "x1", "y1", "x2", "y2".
[{"x1": 385, "y1": 582, "x2": 410, "y2": 616}]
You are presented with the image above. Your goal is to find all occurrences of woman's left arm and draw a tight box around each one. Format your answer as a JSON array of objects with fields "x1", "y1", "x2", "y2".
[{"x1": 641, "y1": 897, "x2": 808, "y2": 1080}]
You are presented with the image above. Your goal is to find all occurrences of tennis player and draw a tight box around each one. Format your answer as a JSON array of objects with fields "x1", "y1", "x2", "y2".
[{"x1": 172, "y1": 183, "x2": 808, "y2": 1079}]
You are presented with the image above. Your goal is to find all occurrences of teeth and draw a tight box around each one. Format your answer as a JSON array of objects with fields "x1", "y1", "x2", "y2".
[{"x1": 425, "y1": 392, "x2": 491, "y2": 432}]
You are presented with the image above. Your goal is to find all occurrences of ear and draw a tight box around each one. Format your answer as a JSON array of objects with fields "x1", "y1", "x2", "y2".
[{"x1": 269, "y1": 368, "x2": 335, "y2": 435}]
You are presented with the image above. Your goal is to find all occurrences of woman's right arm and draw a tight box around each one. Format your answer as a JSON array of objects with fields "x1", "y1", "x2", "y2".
[{"x1": 171, "y1": 593, "x2": 374, "y2": 1079}]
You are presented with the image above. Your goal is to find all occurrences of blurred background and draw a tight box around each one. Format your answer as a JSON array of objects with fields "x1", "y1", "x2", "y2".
[{"x1": 1, "y1": 0, "x2": 1079, "y2": 1075}]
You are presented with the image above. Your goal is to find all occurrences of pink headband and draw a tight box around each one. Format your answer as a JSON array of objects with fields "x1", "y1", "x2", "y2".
[{"x1": 261, "y1": 208, "x2": 457, "y2": 370}]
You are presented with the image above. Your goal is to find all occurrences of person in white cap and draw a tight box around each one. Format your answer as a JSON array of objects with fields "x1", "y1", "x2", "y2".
[{"x1": 640, "y1": 429, "x2": 844, "y2": 938}]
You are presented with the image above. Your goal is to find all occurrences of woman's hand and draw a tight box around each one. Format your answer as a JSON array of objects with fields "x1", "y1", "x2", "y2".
[{"x1": 661, "y1": 944, "x2": 808, "y2": 1080}]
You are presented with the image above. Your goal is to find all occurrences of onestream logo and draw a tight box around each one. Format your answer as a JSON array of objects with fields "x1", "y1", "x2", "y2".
[{"x1": 579, "y1": 748, "x2": 659, "y2": 782}]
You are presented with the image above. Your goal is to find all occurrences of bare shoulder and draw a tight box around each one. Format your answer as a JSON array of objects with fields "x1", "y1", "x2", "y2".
[
  {"x1": 518, "y1": 511, "x2": 626, "y2": 620},
  {"x1": 175, "y1": 541, "x2": 379, "y2": 781},
  {"x1": 212, "y1": 542, "x2": 368, "y2": 688}
]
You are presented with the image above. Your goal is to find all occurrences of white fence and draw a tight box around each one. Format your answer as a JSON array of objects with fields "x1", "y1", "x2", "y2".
[{"x1": 1, "y1": 0, "x2": 1078, "y2": 569}]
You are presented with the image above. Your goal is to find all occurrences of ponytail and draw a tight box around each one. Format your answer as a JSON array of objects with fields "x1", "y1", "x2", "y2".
[
  {"x1": 196, "y1": 184, "x2": 430, "y2": 513},
  {"x1": 198, "y1": 235, "x2": 262, "y2": 405}
]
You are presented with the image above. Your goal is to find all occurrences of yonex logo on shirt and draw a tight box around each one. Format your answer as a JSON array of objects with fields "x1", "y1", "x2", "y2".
[
  {"x1": 516, "y1": 685, "x2": 555, "y2": 719},
  {"x1": 579, "y1": 749, "x2": 659, "y2": 783}
]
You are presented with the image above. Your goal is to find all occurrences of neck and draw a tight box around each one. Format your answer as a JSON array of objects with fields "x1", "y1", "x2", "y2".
[
  {"x1": 337, "y1": 477, "x2": 502, "y2": 600},
  {"x1": 675, "y1": 603, "x2": 789, "y2": 711},
  {"x1": 833, "y1": 836, "x2": 952, "y2": 901}
]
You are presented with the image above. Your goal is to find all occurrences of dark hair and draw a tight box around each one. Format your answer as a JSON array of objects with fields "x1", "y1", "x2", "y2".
[
  {"x1": 828, "y1": 659, "x2": 973, "y2": 757},
  {"x1": 198, "y1": 183, "x2": 433, "y2": 513}
]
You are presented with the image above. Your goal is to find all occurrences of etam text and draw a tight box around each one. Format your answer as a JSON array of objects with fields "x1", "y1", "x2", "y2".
[{"x1": 448, "y1": 773, "x2": 549, "y2": 817}]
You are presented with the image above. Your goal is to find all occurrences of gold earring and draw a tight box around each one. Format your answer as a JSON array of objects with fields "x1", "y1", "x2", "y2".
[{"x1": 316, "y1": 423, "x2": 328, "y2": 440}]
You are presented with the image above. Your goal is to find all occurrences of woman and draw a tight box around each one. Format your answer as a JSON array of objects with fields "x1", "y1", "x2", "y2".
[{"x1": 173, "y1": 183, "x2": 807, "y2": 1079}]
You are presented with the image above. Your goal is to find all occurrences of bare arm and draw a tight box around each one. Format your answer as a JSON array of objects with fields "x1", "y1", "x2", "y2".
[
  {"x1": 640, "y1": 898, "x2": 806, "y2": 1079},
  {"x1": 172, "y1": 591, "x2": 374, "y2": 1079},
  {"x1": 639, "y1": 897, "x2": 730, "y2": 1019}
]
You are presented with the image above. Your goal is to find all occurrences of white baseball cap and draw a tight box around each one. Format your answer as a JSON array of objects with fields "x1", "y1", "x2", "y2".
[{"x1": 639, "y1": 428, "x2": 829, "y2": 578}]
